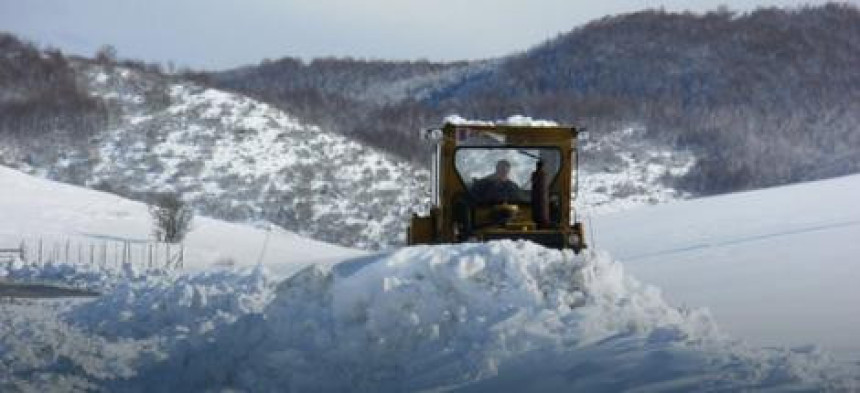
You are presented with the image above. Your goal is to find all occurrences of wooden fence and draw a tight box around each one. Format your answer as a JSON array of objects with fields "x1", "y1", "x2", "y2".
[{"x1": 10, "y1": 237, "x2": 184, "y2": 271}]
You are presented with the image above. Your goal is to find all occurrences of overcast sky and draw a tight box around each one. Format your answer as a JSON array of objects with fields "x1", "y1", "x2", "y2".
[{"x1": 0, "y1": 0, "x2": 848, "y2": 70}]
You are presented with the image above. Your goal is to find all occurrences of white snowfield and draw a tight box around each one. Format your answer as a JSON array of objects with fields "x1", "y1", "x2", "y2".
[{"x1": 593, "y1": 173, "x2": 860, "y2": 365}]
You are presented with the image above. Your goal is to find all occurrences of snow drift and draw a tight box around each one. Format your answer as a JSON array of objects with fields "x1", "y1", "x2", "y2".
[{"x1": 6, "y1": 241, "x2": 849, "y2": 392}]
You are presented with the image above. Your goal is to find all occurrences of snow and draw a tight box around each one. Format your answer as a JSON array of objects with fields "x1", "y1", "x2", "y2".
[
  {"x1": 1, "y1": 166, "x2": 858, "y2": 390},
  {"x1": 576, "y1": 126, "x2": 694, "y2": 215},
  {"x1": 76, "y1": 66, "x2": 430, "y2": 249},
  {"x1": 69, "y1": 265, "x2": 271, "y2": 339},
  {"x1": 2, "y1": 240, "x2": 855, "y2": 391},
  {"x1": 444, "y1": 114, "x2": 559, "y2": 127},
  {"x1": 0, "y1": 165, "x2": 855, "y2": 389},
  {"x1": 1, "y1": 106, "x2": 857, "y2": 389},
  {"x1": 593, "y1": 173, "x2": 860, "y2": 364},
  {"x1": 0, "y1": 63, "x2": 693, "y2": 250},
  {"x1": 0, "y1": 165, "x2": 362, "y2": 275}
]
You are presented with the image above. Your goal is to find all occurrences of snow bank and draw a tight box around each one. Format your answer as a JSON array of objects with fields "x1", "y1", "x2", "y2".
[
  {"x1": 69, "y1": 266, "x2": 270, "y2": 339},
  {"x1": 0, "y1": 302, "x2": 141, "y2": 392},
  {"x1": 86, "y1": 241, "x2": 855, "y2": 392},
  {"x1": 2, "y1": 241, "x2": 855, "y2": 391},
  {"x1": 1, "y1": 265, "x2": 271, "y2": 391},
  {"x1": 1, "y1": 259, "x2": 145, "y2": 291}
]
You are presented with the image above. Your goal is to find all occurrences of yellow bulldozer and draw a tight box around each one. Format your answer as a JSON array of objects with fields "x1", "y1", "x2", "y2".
[{"x1": 408, "y1": 120, "x2": 587, "y2": 252}]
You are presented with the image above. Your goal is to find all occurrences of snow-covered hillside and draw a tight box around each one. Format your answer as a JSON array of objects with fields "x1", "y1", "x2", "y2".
[
  {"x1": 593, "y1": 173, "x2": 860, "y2": 364},
  {"x1": 341, "y1": 60, "x2": 501, "y2": 106},
  {"x1": 1, "y1": 167, "x2": 857, "y2": 391},
  {"x1": 0, "y1": 165, "x2": 362, "y2": 275},
  {"x1": 1, "y1": 63, "x2": 430, "y2": 249},
  {"x1": 0, "y1": 59, "x2": 693, "y2": 249},
  {"x1": 577, "y1": 126, "x2": 694, "y2": 215}
]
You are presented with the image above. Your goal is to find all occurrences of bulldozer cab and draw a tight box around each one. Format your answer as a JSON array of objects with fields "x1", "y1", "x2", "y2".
[{"x1": 408, "y1": 121, "x2": 587, "y2": 252}]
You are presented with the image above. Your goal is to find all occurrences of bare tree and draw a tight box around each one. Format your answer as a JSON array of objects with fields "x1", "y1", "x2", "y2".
[
  {"x1": 95, "y1": 44, "x2": 117, "y2": 65},
  {"x1": 149, "y1": 192, "x2": 193, "y2": 243}
]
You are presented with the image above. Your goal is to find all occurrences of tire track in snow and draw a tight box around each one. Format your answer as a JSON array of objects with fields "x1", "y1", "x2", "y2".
[{"x1": 622, "y1": 219, "x2": 860, "y2": 261}]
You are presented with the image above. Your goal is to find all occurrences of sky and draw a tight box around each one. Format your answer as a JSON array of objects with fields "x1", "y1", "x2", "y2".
[{"x1": 0, "y1": 0, "x2": 849, "y2": 70}]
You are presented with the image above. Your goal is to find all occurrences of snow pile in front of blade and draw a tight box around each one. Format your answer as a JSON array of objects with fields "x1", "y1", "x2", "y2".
[
  {"x1": 444, "y1": 114, "x2": 559, "y2": 127},
  {"x1": 121, "y1": 240, "x2": 855, "y2": 392}
]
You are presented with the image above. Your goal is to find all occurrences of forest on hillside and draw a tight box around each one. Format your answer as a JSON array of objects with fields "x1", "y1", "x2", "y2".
[
  {"x1": 213, "y1": 3, "x2": 860, "y2": 195},
  {"x1": 0, "y1": 33, "x2": 109, "y2": 167}
]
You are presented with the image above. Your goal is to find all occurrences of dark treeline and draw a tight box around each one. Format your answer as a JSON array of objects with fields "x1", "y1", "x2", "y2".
[
  {"x1": 442, "y1": 4, "x2": 860, "y2": 194},
  {"x1": 0, "y1": 33, "x2": 109, "y2": 165},
  {"x1": 0, "y1": 35, "x2": 199, "y2": 176},
  {"x1": 218, "y1": 57, "x2": 465, "y2": 99},
  {"x1": 211, "y1": 57, "x2": 470, "y2": 152},
  {"x1": 212, "y1": 4, "x2": 860, "y2": 195}
]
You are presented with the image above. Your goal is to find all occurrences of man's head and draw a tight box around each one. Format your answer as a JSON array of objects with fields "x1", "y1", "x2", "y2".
[{"x1": 495, "y1": 159, "x2": 511, "y2": 180}]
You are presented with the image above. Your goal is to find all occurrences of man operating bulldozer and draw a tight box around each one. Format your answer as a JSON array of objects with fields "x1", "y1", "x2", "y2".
[
  {"x1": 409, "y1": 121, "x2": 587, "y2": 251},
  {"x1": 471, "y1": 159, "x2": 521, "y2": 204}
]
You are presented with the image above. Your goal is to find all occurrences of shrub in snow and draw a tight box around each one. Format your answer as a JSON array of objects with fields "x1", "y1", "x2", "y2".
[{"x1": 148, "y1": 192, "x2": 193, "y2": 243}]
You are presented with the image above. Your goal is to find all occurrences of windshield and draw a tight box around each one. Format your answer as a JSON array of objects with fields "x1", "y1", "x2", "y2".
[{"x1": 455, "y1": 147, "x2": 561, "y2": 203}]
